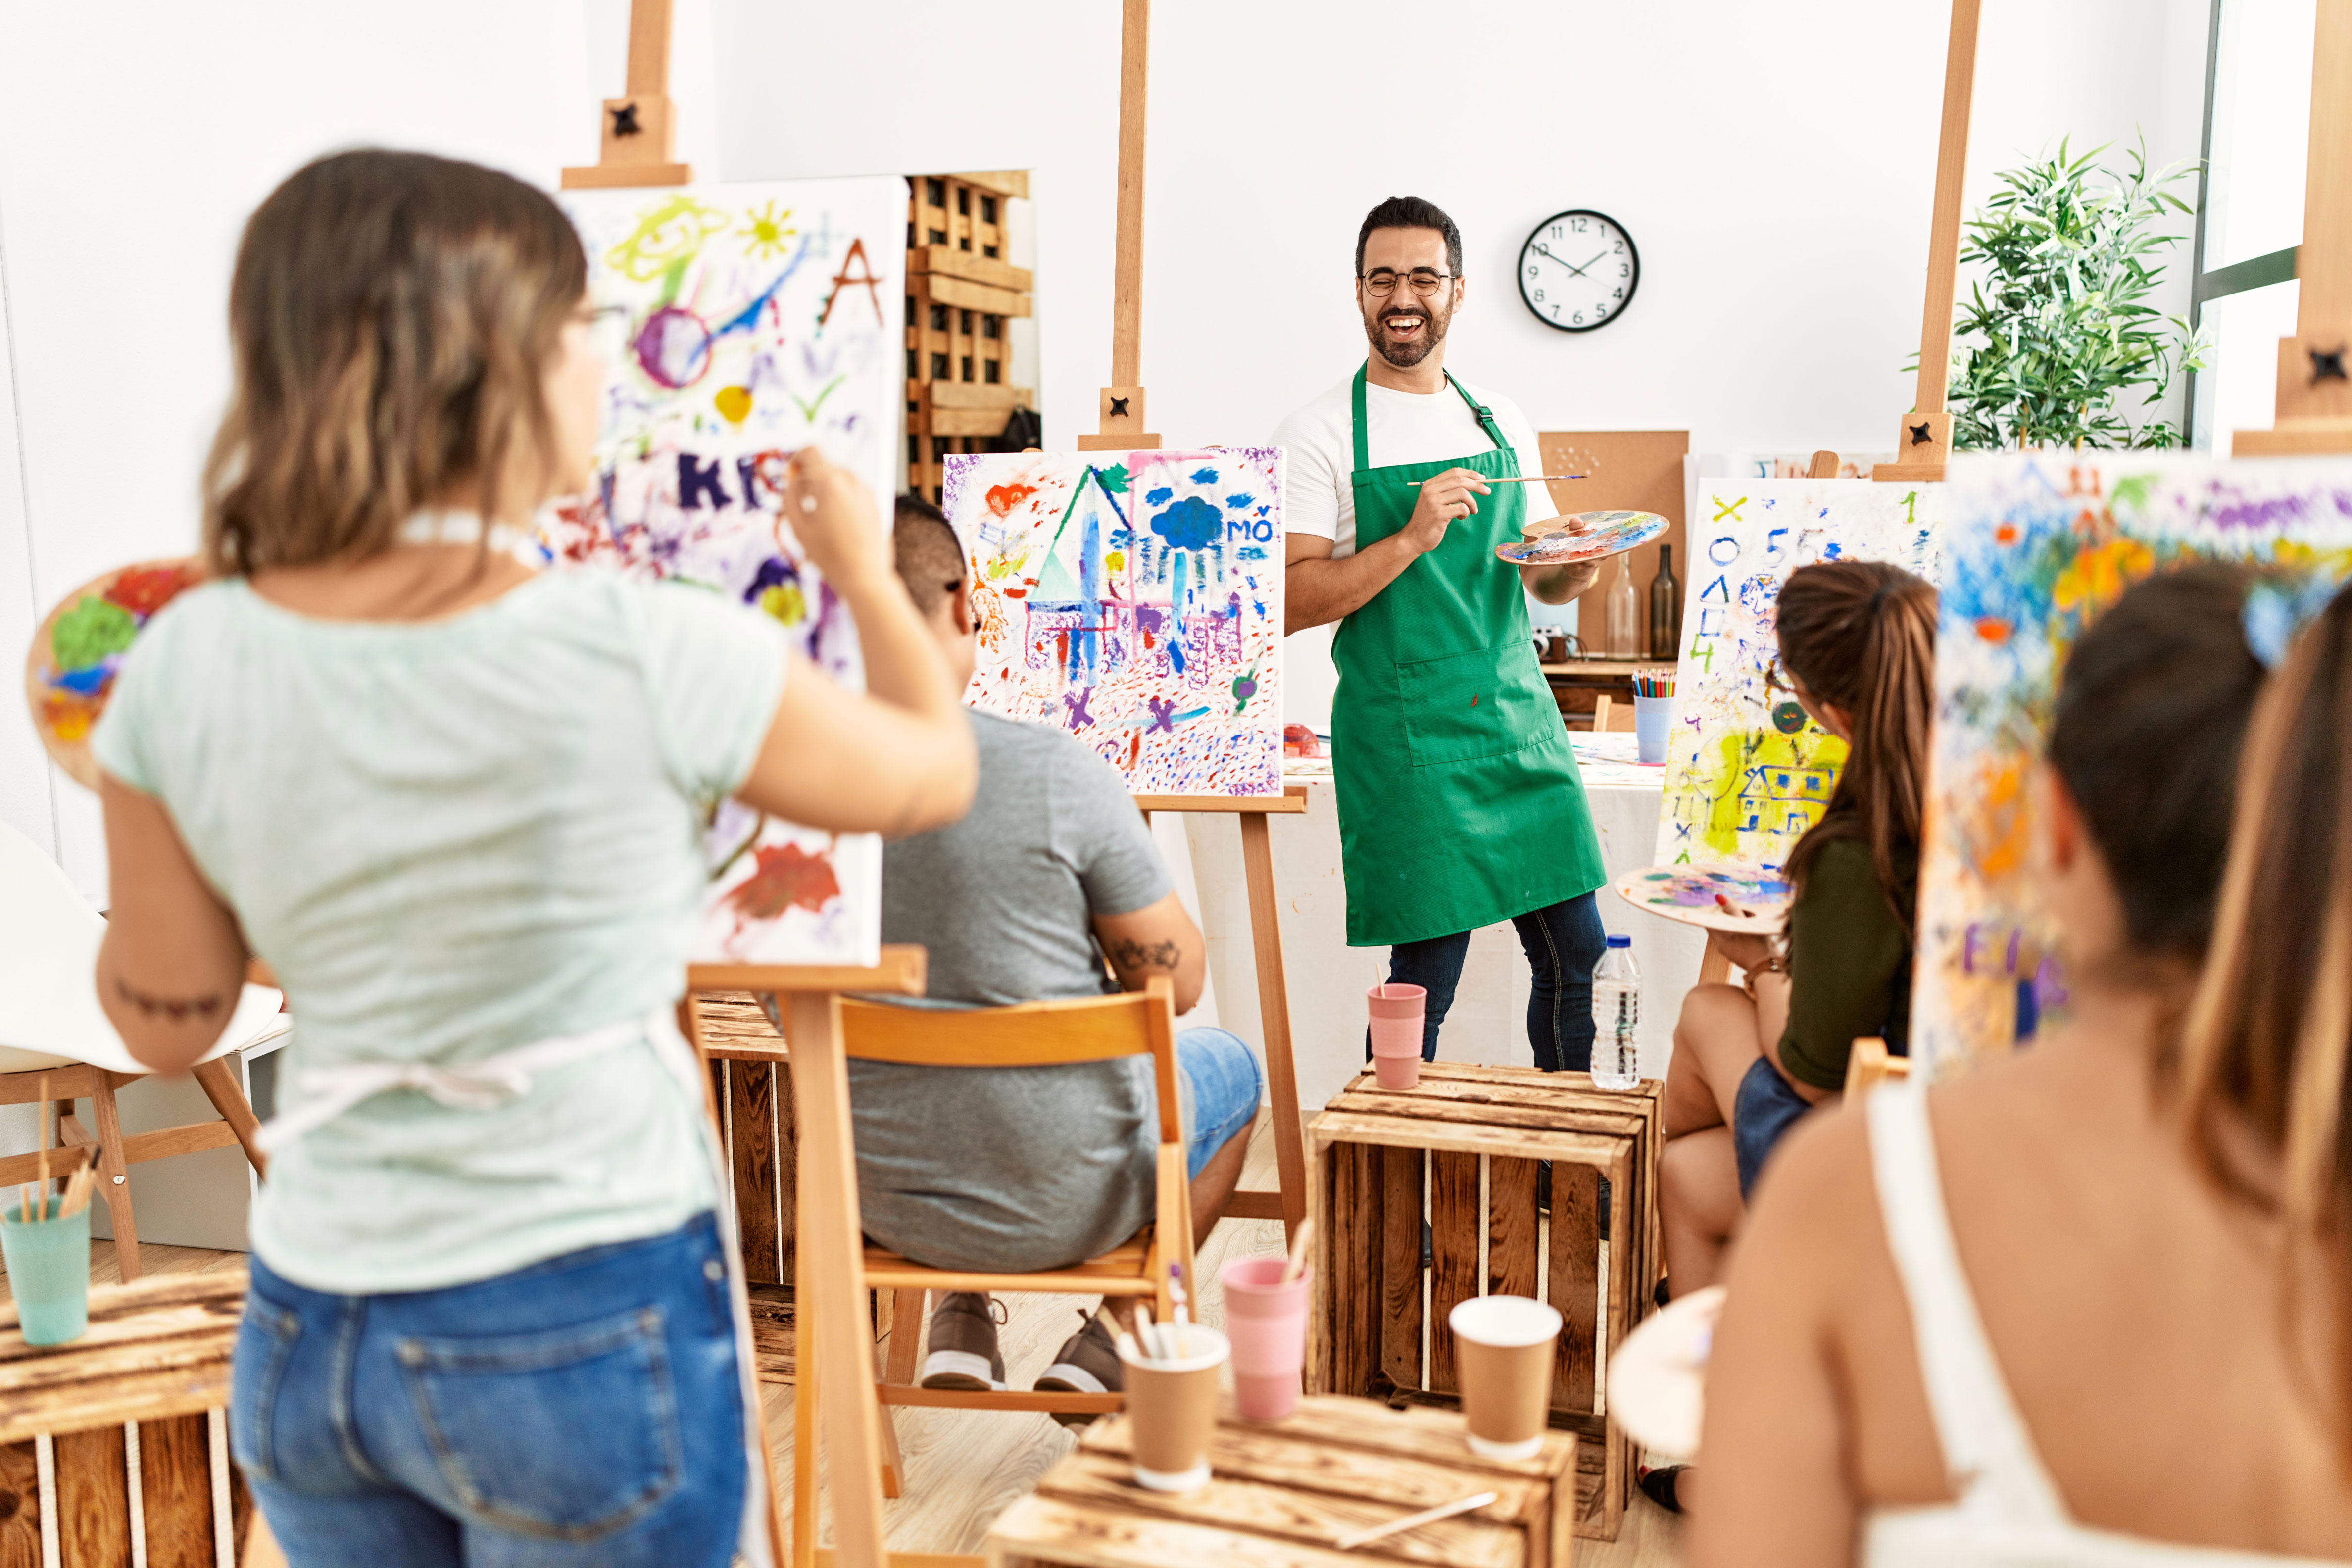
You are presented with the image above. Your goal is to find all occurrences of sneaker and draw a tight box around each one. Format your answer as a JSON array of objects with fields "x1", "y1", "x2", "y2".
[
  {"x1": 918, "y1": 1292, "x2": 1006, "y2": 1390},
  {"x1": 1034, "y1": 1309, "x2": 1125, "y2": 1430}
]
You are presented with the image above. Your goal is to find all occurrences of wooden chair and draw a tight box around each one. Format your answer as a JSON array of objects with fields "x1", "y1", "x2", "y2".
[
  {"x1": 1843, "y1": 1035, "x2": 1912, "y2": 1096},
  {"x1": 1590, "y1": 693, "x2": 1639, "y2": 733},
  {"x1": 834, "y1": 977, "x2": 1197, "y2": 1462},
  {"x1": 0, "y1": 823, "x2": 287, "y2": 1280}
]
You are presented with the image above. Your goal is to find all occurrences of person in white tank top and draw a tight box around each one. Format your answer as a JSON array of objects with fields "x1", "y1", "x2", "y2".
[{"x1": 1690, "y1": 564, "x2": 2352, "y2": 1565}]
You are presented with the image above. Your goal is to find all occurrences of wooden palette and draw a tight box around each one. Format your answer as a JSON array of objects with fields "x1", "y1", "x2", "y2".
[
  {"x1": 23, "y1": 559, "x2": 202, "y2": 791},
  {"x1": 1493, "y1": 510, "x2": 1667, "y2": 566},
  {"x1": 1611, "y1": 864, "x2": 1791, "y2": 933}
]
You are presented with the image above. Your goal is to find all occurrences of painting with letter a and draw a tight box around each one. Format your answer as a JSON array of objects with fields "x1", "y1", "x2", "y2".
[
  {"x1": 1655, "y1": 480, "x2": 1943, "y2": 868},
  {"x1": 944, "y1": 449, "x2": 1285, "y2": 796},
  {"x1": 1914, "y1": 452, "x2": 2352, "y2": 1079},
  {"x1": 535, "y1": 177, "x2": 905, "y2": 965}
]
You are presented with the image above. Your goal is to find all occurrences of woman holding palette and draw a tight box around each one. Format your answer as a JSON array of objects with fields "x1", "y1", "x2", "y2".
[
  {"x1": 1658, "y1": 560, "x2": 1937, "y2": 1303},
  {"x1": 83, "y1": 151, "x2": 976, "y2": 1567}
]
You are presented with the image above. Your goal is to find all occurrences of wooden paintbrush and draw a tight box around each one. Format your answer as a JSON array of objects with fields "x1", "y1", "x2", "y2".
[
  {"x1": 1281, "y1": 1219, "x2": 1315, "y2": 1285},
  {"x1": 1333, "y1": 1491, "x2": 1499, "y2": 1551}
]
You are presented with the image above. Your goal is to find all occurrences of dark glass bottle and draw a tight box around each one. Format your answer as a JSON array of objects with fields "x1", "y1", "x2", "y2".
[{"x1": 1648, "y1": 543, "x2": 1681, "y2": 660}]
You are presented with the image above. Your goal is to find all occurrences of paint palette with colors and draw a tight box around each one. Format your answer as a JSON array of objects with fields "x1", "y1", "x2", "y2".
[
  {"x1": 1493, "y1": 510, "x2": 1667, "y2": 566},
  {"x1": 25, "y1": 559, "x2": 202, "y2": 791},
  {"x1": 1612, "y1": 865, "x2": 1792, "y2": 933}
]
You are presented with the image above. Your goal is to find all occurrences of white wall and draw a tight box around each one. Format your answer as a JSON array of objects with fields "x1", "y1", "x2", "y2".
[{"x1": 0, "y1": 0, "x2": 2214, "y2": 884}]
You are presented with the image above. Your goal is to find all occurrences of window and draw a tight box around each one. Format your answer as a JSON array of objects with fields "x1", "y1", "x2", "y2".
[
  {"x1": 905, "y1": 348, "x2": 917, "y2": 377},
  {"x1": 961, "y1": 309, "x2": 974, "y2": 335},
  {"x1": 930, "y1": 303, "x2": 948, "y2": 331},
  {"x1": 961, "y1": 356, "x2": 974, "y2": 382},
  {"x1": 982, "y1": 314, "x2": 1002, "y2": 340},
  {"x1": 983, "y1": 245, "x2": 999, "y2": 259},
  {"x1": 908, "y1": 434, "x2": 920, "y2": 464},
  {"x1": 957, "y1": 188, "x2": 970, "y2": 216},
  {"x1": 926, "y1": 178, "x2": 945, "y2": 208},
  {"x1": 959, "y1": 235, "x2": 972, "y2": 252},
  {"x1": 982, "y1": 195, "x2": 998, "y2": 225},
  {"x1": 931, "y1": 353, "x2": 950, "y2": 378},
  {"x1": 984, "y1": 360, "x2": 1001, "y2": 385},
  {"x1": 928, "y1": 228, "x2": 948, "y2": 246}
]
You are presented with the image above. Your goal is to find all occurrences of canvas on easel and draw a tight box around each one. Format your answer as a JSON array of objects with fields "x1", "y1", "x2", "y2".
[
  {"x1": 536, "y1": 177, "x2": 907, "y2": 966},
  {"x1": 945, "y1": 447, "x2": 1286, "y2": 796},
  {"x1": 1654, "y1": 479, "x2": 1944, "y2": 870}
]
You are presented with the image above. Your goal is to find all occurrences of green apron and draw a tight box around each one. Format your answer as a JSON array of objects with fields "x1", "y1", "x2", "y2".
[{"x1": 1331, "y1": 366, "x2": 1606, "y2": 947}]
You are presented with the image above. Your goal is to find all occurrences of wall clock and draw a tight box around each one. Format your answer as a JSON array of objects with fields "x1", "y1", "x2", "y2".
[{"x1": 1518, "y1": 210, "x2": 1639, "y2": 332}]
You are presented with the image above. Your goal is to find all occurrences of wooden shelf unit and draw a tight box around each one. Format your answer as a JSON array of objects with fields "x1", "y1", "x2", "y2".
[{"x1": 905, "y1": 171, "x2": 1036, "y2": 502}]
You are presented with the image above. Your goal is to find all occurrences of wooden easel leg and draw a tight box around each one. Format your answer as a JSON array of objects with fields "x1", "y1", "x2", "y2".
[
  {"x1": 785, "y1": 992, "x2": 891, "y2": 1568},
  {"x1": 1238, "y1": 814, "x2": 1308, "y2": 1241},
  {"x1": 88, "y1": 1078, "x2": 139, "y2": 1281},
  {"x1": 795, "y1": 1165, "x2": 819, "y2": 1568},
  {"x1": 190, "y1": 1059, "x2": 268, "y2": 1179}
]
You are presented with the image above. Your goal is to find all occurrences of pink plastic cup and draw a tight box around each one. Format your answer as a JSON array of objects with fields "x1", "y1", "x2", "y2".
[
  {"x1": 1220, "y1": 1256, "x2": 1314, "y2": 1420},
  {"x1": 1368, "y1": 982, "x2": 1427, "y2": 1089}
]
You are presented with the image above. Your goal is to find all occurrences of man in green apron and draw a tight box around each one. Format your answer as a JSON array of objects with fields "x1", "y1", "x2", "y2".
[{"x1": 1274, "y1": 196, "x2": 1610, "y2": 1071}]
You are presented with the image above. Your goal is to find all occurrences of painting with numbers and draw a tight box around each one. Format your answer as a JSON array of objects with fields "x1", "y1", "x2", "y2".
[
  {"x1": 534, "y1": 177, "x2": 906, "y2": 965},
  {"x1": 944, "y1": 448, "x2": 1285, "y2": 796},
  {"x1": 1654, "y1": 479, "x2": 1943, "y2": 868},
  {"x1": 1914, "y1": 452, "x2": 2352, "y2": 1078}
]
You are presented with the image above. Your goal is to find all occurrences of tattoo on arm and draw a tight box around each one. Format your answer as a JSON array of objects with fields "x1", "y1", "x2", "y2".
[
  {"x1": 1107, "y1": 936, "x2": 1183, "y2": 973},
  {"x1": 112, "y1": 978, "x2": 227, "y2": 1025}
]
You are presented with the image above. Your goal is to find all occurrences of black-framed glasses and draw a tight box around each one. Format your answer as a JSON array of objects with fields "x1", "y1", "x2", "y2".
[{"x1": 1360, "y1": 269, "x2": 1453, "y2": 298}]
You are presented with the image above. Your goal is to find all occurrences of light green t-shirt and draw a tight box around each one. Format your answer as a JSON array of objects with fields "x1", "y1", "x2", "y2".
[{"x1": 92, "y1": 571, "x2": 787, "y2": 1294}]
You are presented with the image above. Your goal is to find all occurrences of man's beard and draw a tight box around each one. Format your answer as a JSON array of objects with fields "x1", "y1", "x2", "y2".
[{"x1": 1367, "y1": 303, "x2": 1449, "y2": 368}]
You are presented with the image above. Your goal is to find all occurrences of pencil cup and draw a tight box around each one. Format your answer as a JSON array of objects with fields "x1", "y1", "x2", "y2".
[
  {"x1": 1634, "y1": 695, "x2": 1674, "y2": 765},
  {"x1": 1367, "y1": 983, "x2": 1427, "y2": 1090},
  {"x1": 1, "y1": 1197, "x2": 91, "y2": 1346},
  {"x1": 1220, "y1": 1257, "x2": 1312, "y2": 1420},
  {"x1": 1449, "y1": 1295, "x2": 1562, "y2": 1461},
  {"x1": 1119, "y1": 1325, "x2": 1228, "y2": 1492}
]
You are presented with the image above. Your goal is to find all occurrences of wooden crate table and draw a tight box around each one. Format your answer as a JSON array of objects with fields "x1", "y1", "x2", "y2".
[
  {"x1": 0, "y1": 1269, "x2": 254, "y2": 1566},
  {"x1": 1306, "y1": 1064, "x2": 1663, "y2": 1543},
  {"x1": 986, "y1": 1394, "x2": 1578, "y2": 1568}
]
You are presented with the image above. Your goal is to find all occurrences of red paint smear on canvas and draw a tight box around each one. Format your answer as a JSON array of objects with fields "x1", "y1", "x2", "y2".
[
  {"x1": 725, "y1": 843, "x2": 842, "y2": 923},
  {"x1": 986, "y1": 483, "x2": 1037, "y2": 517}
]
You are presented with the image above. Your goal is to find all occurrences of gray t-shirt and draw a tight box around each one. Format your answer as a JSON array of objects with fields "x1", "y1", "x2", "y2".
[{"x1": 851, "y1": 711, "x2": 1172, "y2": 1272}]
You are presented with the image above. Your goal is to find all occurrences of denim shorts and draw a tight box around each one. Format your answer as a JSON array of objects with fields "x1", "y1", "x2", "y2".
[
  {"x1": 1732, "y1": 1055, "x2": 1815, "y2": 1201},
  {"x1": 1176, "y1": 1026, "x2": 1264, "y2": 1178},
  {"x1": 234, "y1": 1213, "x2": 746, "y2": 1568}
]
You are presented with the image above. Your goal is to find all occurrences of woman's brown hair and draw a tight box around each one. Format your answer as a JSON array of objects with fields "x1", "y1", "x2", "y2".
[
  {"x1": 201, "y1": 149, "x2": 587, "y2": 575},
  {"x1": 2178, "y1": 583, "x2": 2352, "y2": 1448},
  {"x1": 1775, "y1": 560, "x2": 1937, "y2": 925}
]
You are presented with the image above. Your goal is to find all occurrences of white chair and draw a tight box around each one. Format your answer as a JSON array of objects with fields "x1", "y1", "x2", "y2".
[{"x1": 0, "y1": 824, "x2": 287, "y2": 1279}]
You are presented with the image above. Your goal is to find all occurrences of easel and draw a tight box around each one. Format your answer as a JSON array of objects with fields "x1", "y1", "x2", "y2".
[
  {"x1": 1875, "y1": 0, "x2": 1982, "y2": 486},
  {"x1": 2235, "y1": 0, "x2": 2352, "y2": 457},
  {"x1": 1071, "y1": 0, "x2": 1313, "y2": 1242},
  {"x1": 560, "y1": 9, "x2": 911, "y2": 1567}
]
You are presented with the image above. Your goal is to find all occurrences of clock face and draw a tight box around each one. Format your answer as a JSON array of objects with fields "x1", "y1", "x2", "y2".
[{"x1": 1519, "y1": 210, "x2": 1639, "y2": 333}]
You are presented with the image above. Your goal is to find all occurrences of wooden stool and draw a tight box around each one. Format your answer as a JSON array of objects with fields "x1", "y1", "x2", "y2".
[
  {"x1": 986, "y1": 1394, "x2": 1579, "y2": 1568},
  {"x1": 1307, "y1": 1063, "x2": 1664, "y2": 1542},
  {"x1": 0, "y1": 1270, "x2": 254, "y2": 1566}
]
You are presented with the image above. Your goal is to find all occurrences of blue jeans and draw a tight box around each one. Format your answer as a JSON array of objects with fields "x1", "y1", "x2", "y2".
[
  {"x1": 1174, "y1": 1027, "x2": 1264, "y2": 1177},
  {"x1": 1378, "y1": 894, "x2": 1609, "y2": 1072},
  {"x1": 234, "y1": 1215, "x2": 746, "y2": 1568}
]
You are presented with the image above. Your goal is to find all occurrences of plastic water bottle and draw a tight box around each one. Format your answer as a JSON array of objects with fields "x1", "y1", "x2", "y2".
[{"x1": 1591, "y1": 935, "x2": 1641, "y2": 1090}]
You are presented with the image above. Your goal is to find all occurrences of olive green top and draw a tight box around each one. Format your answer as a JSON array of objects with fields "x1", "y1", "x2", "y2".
[{"x1": 1776, "y1": 836, "x2": 1916, "y2": 1092}]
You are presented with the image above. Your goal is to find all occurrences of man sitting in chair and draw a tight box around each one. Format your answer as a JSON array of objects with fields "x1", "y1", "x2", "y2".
[{"x1": 855, "y1": 495, "x2": 1264, "y2": 1420}]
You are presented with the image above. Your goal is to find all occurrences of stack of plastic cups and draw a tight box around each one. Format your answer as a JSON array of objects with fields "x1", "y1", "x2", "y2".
[{"x1": 1367, "y1": 982, "x2": 1427, "y2": 1089}]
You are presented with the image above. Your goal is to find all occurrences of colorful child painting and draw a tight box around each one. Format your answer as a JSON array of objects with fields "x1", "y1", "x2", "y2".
[
  {"x1": 1914, "y1": 452, "x2": 2352, "y2": 1078},
  {"x1": 534, "y1": 177, "x2": 905, "y2": 966},
  {"x1": 944, "y1": 448, "x2": 1286, "y2": 797},
  {"x1": 1656, "y1": 479, "x2": 1944, "y2": 868}
]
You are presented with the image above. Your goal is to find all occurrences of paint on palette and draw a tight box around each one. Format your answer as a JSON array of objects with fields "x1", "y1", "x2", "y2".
[
  {"x1": 25, "y1": 559, "x2": 201, "y2": 791},
  {"x1": 945, "y1": 448, "x2": 1285, "y2": 795},
  {"x1": 1493, "y1": 510, "x2": 1668, "y2": 565},
  {"x1": 1610, "y1": 865, "x2": 1793, "y2": 933},
  {"x1": 1655, "y1": 480, "x2": 1943, "y2": 869},
  {"x1": 534, "y1": 178, "x2": 905, "y2": 966},
  {"x1": 1914, "y1": 452, "x2": 2352, "y2": 1079}
]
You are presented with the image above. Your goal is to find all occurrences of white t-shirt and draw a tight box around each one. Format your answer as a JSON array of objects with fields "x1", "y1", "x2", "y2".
[{"x1": 1271, "y1": 371, "x2": 1556, "y2": 559}]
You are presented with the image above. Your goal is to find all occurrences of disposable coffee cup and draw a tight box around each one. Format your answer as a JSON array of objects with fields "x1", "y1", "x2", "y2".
[
  {"x1": 1119, "y1": 1324, "x2": 1228, "y2": 1492},
  {"x1": 0, "y1": 1196, "x2": 91, "y2": 1347},
  {"x1": 1220, "y1": 1257, "x2": 1312, "y2": 1420},
  {"x1": 1367, "y1": 982, "x2": 1427, "y2": 1090},
  {"x1": 1448, "y1": 1295, "x2": 1563, "y2": 1461},
  {"x1": 1634, "y1": 694, "x2": 1673, "y2": 765}
]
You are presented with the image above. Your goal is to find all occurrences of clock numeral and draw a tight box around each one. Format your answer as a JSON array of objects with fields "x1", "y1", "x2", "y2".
[
  {"x1": 1620, "y1": 265, "x2": 1630, "y2": 277},
  {"x1": 1549, "y1": 225, "x2": 1563, "y2": 239},
  {"x1": 1612, "y1": 287, "x2": 1623, "y2": 299},
  {"x1": 1592, "y1": 304, "x2": 1607, "y2": 319},
  {"x1": 1572, "y1": 310, "x2": 1584, "y2": 325},
  {"x1": 1550, "y1": 304, "x2": 1561, "y2": 318},
  {"x1": 1614, "y1": 241, "x2": 1624, "y2": 253},
  {"x1": 1532, "y1": 288, "x2": 1544, "y2": 302},
  {"x1": 1570, "y1": 217, "x2": 1588, "y2": 232},
  {"x1": 1526, "y1": 265, "x2": 1539, "y2": 278}
]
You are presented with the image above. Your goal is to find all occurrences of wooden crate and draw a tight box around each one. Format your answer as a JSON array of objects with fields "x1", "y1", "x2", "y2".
[
  {"x1": 987, "y1": 1394, "x2": 1578, "y2": 1568},
  {"x1": 1307, "y1": 1064, "x2": 1663, "y2": 1543},
  {"x1": 904, "y1": 171, "x2": 1036, "y2": 502},
  {"x1": 0, "y1": 1271, "x2": 254, "y2": 1567}
]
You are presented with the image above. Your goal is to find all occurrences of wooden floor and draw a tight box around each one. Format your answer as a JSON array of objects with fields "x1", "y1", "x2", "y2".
[{"x1": 12, "y1": 1126, "x2": 1685, "y2": 1566}]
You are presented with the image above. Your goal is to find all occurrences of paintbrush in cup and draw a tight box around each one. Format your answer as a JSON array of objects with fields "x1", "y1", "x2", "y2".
[
  {"x1": 1281, "y1": 1219, "x2": 1315, "y2": 1285},
  {"x1": 35, "y1": 1075, "x2": 47, "y2": 1207},
  {"x1": 1333, "y1": 1490, "x2": 1499, "y2": 1551}
]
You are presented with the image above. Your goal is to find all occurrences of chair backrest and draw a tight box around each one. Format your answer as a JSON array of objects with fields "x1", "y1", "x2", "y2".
[
  {"x1": 1592, "y1": 695, "x2": 1637, "y2": 733},
  {"x1": 837, "y1": 978, "x2": 1182, "y2": 1145},
  {"x1": 1843, "y1": 1035, "x2": 1912, "y2": 1096}
]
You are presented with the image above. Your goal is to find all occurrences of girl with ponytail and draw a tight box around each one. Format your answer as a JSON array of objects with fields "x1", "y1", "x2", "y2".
[{"x1": 1659, "y1": 559, "x2": 1937, "y2": 1304}]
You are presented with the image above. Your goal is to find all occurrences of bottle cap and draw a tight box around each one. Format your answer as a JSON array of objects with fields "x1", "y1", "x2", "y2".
[{"x1": 1606, "y1": 934, "x2": 1631, "y2": 949}]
